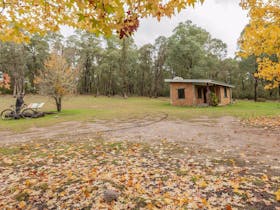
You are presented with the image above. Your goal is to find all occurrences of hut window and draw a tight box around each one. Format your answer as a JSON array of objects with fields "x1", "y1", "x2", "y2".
[
  {"x1": 224, "y1": 87, "x2": 228, "y2": 98},
  {"x1": 197, "y1": 88, "x2": 202, "y2": 99},
  {"x1": 178, "y1": 88, "x2": 185, "y2": 99}
]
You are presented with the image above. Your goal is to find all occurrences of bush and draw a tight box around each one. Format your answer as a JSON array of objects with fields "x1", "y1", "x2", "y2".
[
  {"x1": 0, "y1": 87, "x2": 13, "y2": 94},
  {"x1": 209, "y1": 92, "x2": 219, "y2": 106},
  {"x1": 256, "y1": 98, "x2": 266, "y2": 102}
]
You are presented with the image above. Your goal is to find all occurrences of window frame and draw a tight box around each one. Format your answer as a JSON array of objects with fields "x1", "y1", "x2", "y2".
[
  {"x1": 177, "y1": 88, "x2": 185, "y2": 99},
  {"x1": 224, "y1": 87, "x2": 228, "y2": 98}
]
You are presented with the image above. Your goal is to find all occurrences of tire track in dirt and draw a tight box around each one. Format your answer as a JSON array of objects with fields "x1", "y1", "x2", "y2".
[
  {"x1": 83, "y1": 112, "x2": 169, "y2": 134},
  {"x1": 0, "y1": 112, "x2": 169, "y2": 144}
]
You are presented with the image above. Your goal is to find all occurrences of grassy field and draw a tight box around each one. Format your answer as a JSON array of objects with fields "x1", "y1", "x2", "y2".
[{"x1": 0, "y1": 94, "x2": 280, "y2": 131}]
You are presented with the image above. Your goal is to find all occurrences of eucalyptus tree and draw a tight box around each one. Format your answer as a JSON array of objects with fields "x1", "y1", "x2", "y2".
[
  {"x1": 119, "y1": 37, "x2": 138, "y2": 98},
  {"x1": 166, "y1": 21, "x2": 228, "y2": 80},
  {"x1": 137, "y1": 44, "x2": 154, "y2": 96},
  {"x1": 75, "y1": 32, "x2": 103, "y2": 95},
  {"x1": 99, "y1": 36, "x2": 122, "y2": 96},
  {"x1": 206, "y1": 38, "x2": 227, "y2": 60},
  {"x1": 166, "y1": 21, "x2": 210, "y2": 79},
  {"x1": 25, "y1": 35, "x2": 50, "y2": 90},
  {"x1": 0, "y1": 42, "x2": 28, "y2": 95},
  {"x1": 64, "y1": 34, "x2": 81, "y2": 68},
  {"x1": 153, "y1": 36, "x2": 168, "y2": 97},
  {"x1": 46, "y1": 33, "x2": 65, "y2": 54},
  {"x1": 238, "y1": 55, "x2": 259, "y2": 100}
]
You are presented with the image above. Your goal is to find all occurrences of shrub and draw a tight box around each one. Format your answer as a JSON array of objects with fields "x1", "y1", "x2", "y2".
[
  {"x1": 209, "y1": 92, "x2": 219, "y2": 106},
  {"x1": 256, "y1": 98, "x2": 266, "y2": 102},
  {"x1": 0, "y1": 87, "x2": 13, "y2": 94}
]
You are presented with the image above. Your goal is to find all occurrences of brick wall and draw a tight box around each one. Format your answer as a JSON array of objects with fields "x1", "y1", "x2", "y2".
[
  {"x1": 170, "y1": 83, "x2": 195, "y2": 106},
  {"x1": 219, "y1": 86, "x2": 231, "y2": 105},
  {"x1": 169, "y1": 83, "x2": 232, "y2": 106}
]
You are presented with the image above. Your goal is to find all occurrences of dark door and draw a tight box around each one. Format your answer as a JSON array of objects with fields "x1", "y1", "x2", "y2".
[{"x1": 203, "y1": 88, "x2": 207, "y2": 103}]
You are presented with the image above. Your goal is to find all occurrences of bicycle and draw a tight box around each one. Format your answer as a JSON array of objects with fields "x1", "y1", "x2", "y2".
[{"x1": 1, "y1": 104, "x2": 36, "y2": 120}]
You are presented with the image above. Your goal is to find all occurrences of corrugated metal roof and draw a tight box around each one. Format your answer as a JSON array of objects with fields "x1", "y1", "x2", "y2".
[{"x1": 164, "y1": 78, "x2": 235, "y2": 88}]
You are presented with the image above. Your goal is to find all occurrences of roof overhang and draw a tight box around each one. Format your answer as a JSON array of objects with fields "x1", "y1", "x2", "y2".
[{"x1": 164, "y1": 79, "x2": 235, "y2": 88}]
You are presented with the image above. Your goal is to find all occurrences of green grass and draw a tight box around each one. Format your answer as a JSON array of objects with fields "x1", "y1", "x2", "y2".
[
  {"x1": 0, "y1": 147, "x2": 20, "y2": 155},
  {"x1": 0, "y1": 94, "x2": 280, "y2": 131}
]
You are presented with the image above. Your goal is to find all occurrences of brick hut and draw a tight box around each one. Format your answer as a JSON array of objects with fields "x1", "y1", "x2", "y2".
[{"x1": 165, "y1": 77, "x2": 234, "y2": 106}]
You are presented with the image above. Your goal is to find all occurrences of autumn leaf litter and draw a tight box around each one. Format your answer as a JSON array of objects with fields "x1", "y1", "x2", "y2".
[{"x1": 0, "y1": 139, "x2": 279, "y2": 209}]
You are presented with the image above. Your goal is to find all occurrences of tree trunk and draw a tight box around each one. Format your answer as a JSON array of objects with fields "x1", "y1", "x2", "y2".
[
  {"x1": 254, "y1": 60, "x2": 258, "y2": 102},
  {"x1": 241, "y1": 79, "x2": 245, "y2": 90},
  {"x1": 108, "y1": 66, "x2": 112, "y2": 97},
  {"x1": 55, "y1": 96, "x2": 62, "y2": 112},
  {"x1": 95, "y1": 75, "x2": 99, "y2": 97},
  {"x1": 13, "y1": 77, "x2": 24, "y2": 96},
  {"x1": 121, "y1": 39, "x2": 128, "y2": 98},
  {"x1": 140, "y1": 70, "x2": 144, "y2": 96},
  {"x1": 153, "y1": 80, "x2": 158, "y2": 98},
  {"x1": 153, "y1": 66, "x2": 159, "y2": 98},
  {"x1": 30, "y1": 54, "x2": 36, "y2": 88},
  {"x1": 13, "y1": 81, "x2": 17, "y2": 96},
  {"x1": 155, "y1": 66, "x2": 163, "y2": 98},
  {"x1": 254, "y1": 77, "x2": 258, "y2": 102}
]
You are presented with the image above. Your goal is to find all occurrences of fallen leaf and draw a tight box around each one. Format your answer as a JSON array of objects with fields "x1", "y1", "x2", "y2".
[
  {"x1": 3, "y1": 158, "x2": 13, "y2": 165},
  {"x1": 18, "y1": 201, "x2": 26, "y2": 209},
  {"x1": 261, "y1": 174, "x2": 269, "y2": 182},
  {"x1": 275, "y1": 189, "x2": 280, "y2": 201},
  {"x1": 226, "y1": 205, "x2": 232, "y2": 210}
]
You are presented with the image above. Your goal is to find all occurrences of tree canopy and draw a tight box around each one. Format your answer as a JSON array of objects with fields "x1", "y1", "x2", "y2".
[
  {"x1": 2, "y1": 20, "x2": 279, "y2": 100},
  {"x1": 0, "y1": 0, "x2": 204, "y2": 42},
  {"x1": 239, "y1": 0, "x2": 280, "y2": 89},
  {"x1": 35, "y1": 53, "x2": 79, "y2": 112}
]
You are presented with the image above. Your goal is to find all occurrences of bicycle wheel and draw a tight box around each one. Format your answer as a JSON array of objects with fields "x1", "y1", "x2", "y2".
[
  {"x1": 21, "y1": 108, "x2": 35, "y2": 119},
  {"x1": 1, "y1": 109, "x2": 15, "y2": 120}
]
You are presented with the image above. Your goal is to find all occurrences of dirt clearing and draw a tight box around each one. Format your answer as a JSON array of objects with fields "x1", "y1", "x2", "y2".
[
  {"x1": 0, "y1": 114, "x2": 279, "y2": 169},
  {"x1": 0, "y1": 115, "x2": 280, "y2": 209}
]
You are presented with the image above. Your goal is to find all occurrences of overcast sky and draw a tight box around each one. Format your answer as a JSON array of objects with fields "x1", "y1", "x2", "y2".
[
  {"x1": 61, "y1": 0, "x2": 249, "y2": 58},
  {"x1": 133, "y1": 0, "x2": 249, "y2": 58}
]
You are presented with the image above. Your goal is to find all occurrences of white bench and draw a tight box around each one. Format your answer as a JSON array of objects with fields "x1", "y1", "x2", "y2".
[{"x1": 27, "y1": 103, "x2": 45, "y2": 109}]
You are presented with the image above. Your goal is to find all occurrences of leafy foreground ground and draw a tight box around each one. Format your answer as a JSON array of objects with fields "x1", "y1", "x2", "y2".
[
  {"x1": 246, "y1": 116, "x2": 280, "y2": 129},
  {"x1": 0, "y1": 139, "x2": 279, "y2": 209}
]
